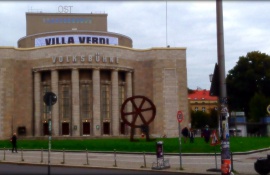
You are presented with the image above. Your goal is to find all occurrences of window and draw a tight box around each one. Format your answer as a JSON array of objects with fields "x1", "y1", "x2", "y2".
[
  {"x1": 61, "y1": 85, "x2": 71, "y2": 119},
  {"x1": 101, "y1": 84, "x2": 110, "y2": 120},
  {"x1": 118, "y1": 85, "x2": 125, "y2": 111},
  {"x1": 80, "y1": 83, "x2": 92, "y2": 119},
  {"x1": 42, "y1": 85, "x2": 50, "y2": 120},
  {"x1": 202, "y1": 107, "x2": 206, "y2": 112}
]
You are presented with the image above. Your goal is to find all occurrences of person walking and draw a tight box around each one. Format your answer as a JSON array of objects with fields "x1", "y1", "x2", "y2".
[
  {"x1": 11, "y1": 133, "x2": 17, "y2": 153},
  {"x1": 181, "y1": 127, "x2": 189, "y2": 143},
  {"x1": 189, "y1": 128, "x2": 194, "y2": 143}
]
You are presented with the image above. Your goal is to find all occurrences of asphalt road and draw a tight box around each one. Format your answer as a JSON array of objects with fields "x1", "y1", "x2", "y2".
[
  {"x1": 1, "y1": 148, "x2": 269, "y2": 175},
  {"x1": 0, "y1": 163, "x2": 194, "y2": 175}
]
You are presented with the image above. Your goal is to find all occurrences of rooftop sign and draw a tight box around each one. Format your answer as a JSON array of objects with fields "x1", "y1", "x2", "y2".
[{"x1": 35, "y1": 34, "x2": 119, "y2": 47}]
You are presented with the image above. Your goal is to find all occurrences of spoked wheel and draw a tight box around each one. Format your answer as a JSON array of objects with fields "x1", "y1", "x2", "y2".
[{"x1": 121, "y1": 96, "x2": 156, "y2": 141}]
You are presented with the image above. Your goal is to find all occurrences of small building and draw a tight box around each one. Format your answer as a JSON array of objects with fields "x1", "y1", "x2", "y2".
[
  {"x1": 229, "y1": 111, "x2": 247, "y2": 137},
  {"x1": 188, "y1": 88, "x2": 218, "y2": 113}
]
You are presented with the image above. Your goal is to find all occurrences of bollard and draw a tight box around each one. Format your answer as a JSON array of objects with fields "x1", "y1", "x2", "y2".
[
  {"x1": 41, "y1": 148, "x2": 43, "y2": 163},
  {"x1": 86, "y1": 149, "x2": 89, "y2": 165},
  {"x1": 3, "y1": 147, "x2": 6, "y2": 161},
  {"x1": 113, "y1": 149, "x2": 117, "y2": 167},
  {"x1": 231, "y1": 152, "x2": 234, "y2": 172},
  {"x1": 143, "y1": 151, "x2": 146, "y2": 168},
  {"x1": 215, "y1": 151, "x2": 217, "y2": 170},
  {"x1": 21, "y1": 147, "x2": 24, "y2": 162},
  {"x1": 61, "y1": 148, "x2": 65, "y2": 164}
]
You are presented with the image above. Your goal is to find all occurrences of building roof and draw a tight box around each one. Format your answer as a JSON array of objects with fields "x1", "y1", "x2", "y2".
[{"x1": 188, "y1": 89, "x2": 218, "y2": 101}]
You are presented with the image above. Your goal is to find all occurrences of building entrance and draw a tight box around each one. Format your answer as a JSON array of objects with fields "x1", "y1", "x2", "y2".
[
  {"x1": 120, "y1": 122, "x2": 126, "y2": 135},
  {"x1": 62, "y1": 123, "x2": 69, "y2": 135},
  {"x1": 103, "y1": 122, "x2": 110, "y2": 135},
  {"x1": 83, "y1": 122, "x2": 90, "y2": 135},
  {"x1": 43, "y1": 123, "x2": 49, "y2": 135}
]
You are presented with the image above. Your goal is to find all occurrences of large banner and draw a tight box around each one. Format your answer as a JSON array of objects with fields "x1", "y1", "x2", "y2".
[{"x1": 35, "y1": 34, "x2": 119, "y2": 47}]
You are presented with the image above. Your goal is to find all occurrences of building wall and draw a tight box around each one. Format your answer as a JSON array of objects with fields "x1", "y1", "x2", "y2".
[
  {"x1": 189, "y1": 100, "x2": 218, "y2": 113},
  {"x1": 0, "y1": 45, "x2": 188, "y2": 139},
  {"x1": 26, "y1": 13, "x2": 108, "y2": 35},
  {"x1": 18, "y1": 31, "x2": 133, "y2": 48},
  {"x1": 19, "y1": 13, "x2": 132, "y2": 48}
]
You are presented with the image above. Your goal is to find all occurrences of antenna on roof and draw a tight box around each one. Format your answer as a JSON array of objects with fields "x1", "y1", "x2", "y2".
[
  {"x1": 28, "y1": 6, "x2": 43, "y2": 13},
  {"x1": 166, "y1": 0, "x2": 168, "y2": 47}
]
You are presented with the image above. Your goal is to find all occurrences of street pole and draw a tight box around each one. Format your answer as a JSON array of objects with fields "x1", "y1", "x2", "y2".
[
  {"x1": 216, "y1": 0, "x2": 231, "y2": 175},
  {"x1": 48, "y1": 97, "x2": 52, "y2": 175},
  {"x1": 178, "y1": 122, "x2": 182, "y2": 170}
]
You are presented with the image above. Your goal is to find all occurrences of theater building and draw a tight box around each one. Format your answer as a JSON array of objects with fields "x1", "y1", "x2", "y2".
[{"x1": 0, "y1": 12, "x2": 188, "y2": 139}]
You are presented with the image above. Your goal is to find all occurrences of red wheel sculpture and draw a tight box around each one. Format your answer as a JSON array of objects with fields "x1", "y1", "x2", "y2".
[{"x1": 121, "y1": 95, "x2": 156, "y2": 141}]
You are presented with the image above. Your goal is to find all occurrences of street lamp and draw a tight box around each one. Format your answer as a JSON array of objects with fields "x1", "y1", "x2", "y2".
[
  {"x1": 209, "y1": 74, "x2": 213, "y2": 82},
  {"x1": 216, "y1": 0, "x2": 232, "y2": 174},
  {"x1": 209, "y1": 73, "x2": 221, "y2": 137}
]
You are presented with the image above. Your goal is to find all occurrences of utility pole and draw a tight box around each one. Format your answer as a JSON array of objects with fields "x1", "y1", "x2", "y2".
[{"x1": 216, "y1": 0, "x2": 232, "y2": 175}]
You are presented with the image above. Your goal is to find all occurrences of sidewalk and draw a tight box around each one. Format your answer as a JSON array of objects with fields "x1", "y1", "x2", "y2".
[{"x1": 0, "y1": 148, "x2": 268, "y2": 175}]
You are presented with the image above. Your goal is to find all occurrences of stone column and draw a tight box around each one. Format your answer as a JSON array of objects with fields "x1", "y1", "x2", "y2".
[
  {"x1": 126, "y1": 71, "x2": 133, "y2": 98},
  {"x1": 111, "y1": 70, "x2": 119, "y2": 136},
  {"x1": 51, "y1": 70, "x2": 59, "y2": 136},
  {"x1": 125, "y1": 71, "x2": 133, "y2": 135},
  {"x1": 71, "y1": 68, "x2": 80, "y2": 136},
  {"x1": 34, "y1": 71, "x2": 41, "y2": 136},
  {"x1": 92, "y1": 68, "x2": 101, "y2": 136}
]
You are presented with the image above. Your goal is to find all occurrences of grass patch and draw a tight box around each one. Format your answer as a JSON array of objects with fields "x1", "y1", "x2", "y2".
[{"x1": 0, "y1": 137, "x2": 269, "y2": 153}]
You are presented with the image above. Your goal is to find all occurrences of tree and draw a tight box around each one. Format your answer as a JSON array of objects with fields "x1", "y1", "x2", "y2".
[
  {"x1": 249, "y1": 92, "x2": 270, "y2": 122},
  {"x1": 191, "y1": 110, "x2": 217, "y2": 129},
  {"x1": 226, "y1": 51, "x2": 270, "y2": 121},
  {"x1": 191, "y1": 111, "x2": 208, "y2": 129}
]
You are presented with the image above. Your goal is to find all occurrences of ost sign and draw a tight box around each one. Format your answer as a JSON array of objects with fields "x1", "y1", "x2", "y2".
[
  {"x1": 58, "y1": 6, "x2": 73, "y2": 13},
  {"x1": 176, "y1": 110, "x2": 184, "y2": 123}
]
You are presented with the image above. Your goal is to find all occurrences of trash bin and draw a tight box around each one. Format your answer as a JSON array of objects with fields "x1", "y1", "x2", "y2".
[
  {"x1": 156, "y1": 141, "x2": 163, "y2": 159},
  {"x1": 254, "y1": 155, "x2": 270, "y2": 175}
]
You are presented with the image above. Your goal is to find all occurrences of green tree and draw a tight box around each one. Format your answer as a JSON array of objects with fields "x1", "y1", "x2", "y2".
[
  {"x1": 191, "y1": 110, "x2": 217, "y2": 129},
  {"x1": 226, "y1": 51, "x2": 270, "y2": 121},
  {"x1": 209, "y1": 109, "x2": 218, "y2": 128},
  {"x1": 249, "y1": 92, "x2": 270, "y2": 122}
]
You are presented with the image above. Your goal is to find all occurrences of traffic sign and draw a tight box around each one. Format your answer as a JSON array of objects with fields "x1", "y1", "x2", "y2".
[
  {"x1": 43, "y1": 92, "x2": 57, "y2": 106},
  {"x1": 267, "y1": 104, "x2": 270, "y2": 114},
  {"x1": 176, "y1": 110, "x2": 184, "y2": 123},
  {"x1": 210, "y1": 130, "x2": 220, "y2": 146}
]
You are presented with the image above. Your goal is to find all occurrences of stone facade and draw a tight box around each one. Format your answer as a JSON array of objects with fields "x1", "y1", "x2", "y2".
[{"x1": 0, "y1": 12, "x2": 189, "y2": 139}]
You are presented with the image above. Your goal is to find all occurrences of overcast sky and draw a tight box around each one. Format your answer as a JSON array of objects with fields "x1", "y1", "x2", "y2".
[{"x1": 1, "y1": 1, "x2": 270, "y2": 90}]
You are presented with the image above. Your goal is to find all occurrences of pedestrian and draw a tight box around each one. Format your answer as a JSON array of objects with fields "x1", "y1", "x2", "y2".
[
  {"x1": 11, "y1": 132, "x2": 17, "y2": 153},
  {"x1": 181, "y1": 127, "x2": 189, "y2": 143},
  {"x1": 203, "y1": 125, "x2": 211, "y2": 143},
  {"x1": 189, "y1": 128, "x2": 194, "y2": 143}
]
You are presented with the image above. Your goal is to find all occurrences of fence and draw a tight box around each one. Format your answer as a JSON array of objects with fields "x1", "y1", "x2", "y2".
[{"x1": 0, "y1": 147, "x2": 263, "y2": 174}]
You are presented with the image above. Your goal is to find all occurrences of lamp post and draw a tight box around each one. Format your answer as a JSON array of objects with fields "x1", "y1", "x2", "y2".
[
  {"x1": 216, "y1": 0, "x2": 232, "y2": 175},
  {"x1": 209, "y1": 73, "x2": 221, "y2": 137},
  {"x1": 209, "y1": 74, "x2": 213, "y2": 82}
]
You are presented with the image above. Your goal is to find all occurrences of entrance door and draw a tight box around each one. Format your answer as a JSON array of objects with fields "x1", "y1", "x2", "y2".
[
  {"x1": 62, "y1": 123, "x2": 69, "y2": 135},
  {"x1": 120, "y1": 122, "x2": 126, "y2": 135},
  {"x1": 83, "y1": 122, "x2": 90, "y2": 135},
  {"x1": 43, "y1": 123, "x2": 49, "y2": 135},
  {"x1": 103, "y1": 122, "x2": 110, "y2": 135}
]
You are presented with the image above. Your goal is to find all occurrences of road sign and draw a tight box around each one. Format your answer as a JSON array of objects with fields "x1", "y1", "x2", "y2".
[
  {"x1": 176, "y1": 111, "x2": 184, "y2": 123},
  {"x1": 210, "y1": 130, "x2": 220, "y2": 146},
  {"x1": 43, "y1": 92, "x2": 57, "y2": 106},
  {"x1": 267, "y1": 104, "x2": 270, "y2": 114}
]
